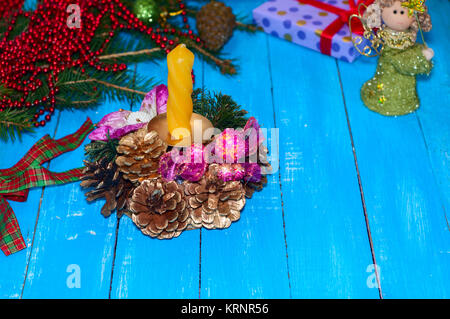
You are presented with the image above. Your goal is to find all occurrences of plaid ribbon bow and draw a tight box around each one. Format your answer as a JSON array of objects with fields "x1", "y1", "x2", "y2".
[{"x1": 0, "y1": 118, "x2": 94, "y2": 256}]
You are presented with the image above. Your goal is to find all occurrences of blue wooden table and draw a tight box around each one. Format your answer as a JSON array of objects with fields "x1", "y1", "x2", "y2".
[{"x1": 0, "y1": 0, "x2": 449, "y2": 299}]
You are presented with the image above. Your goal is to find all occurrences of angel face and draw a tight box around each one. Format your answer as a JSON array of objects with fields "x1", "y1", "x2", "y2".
[{"x1": 381, "y1": 1, "x2": 415, "y2": 31}]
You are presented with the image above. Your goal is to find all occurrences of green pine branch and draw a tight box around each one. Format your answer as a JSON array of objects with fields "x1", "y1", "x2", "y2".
[
  {"x1": 0, "y1": 12, "x2": 29, "y2": 40},
  {"x1": 183, "y1": 36, "x2": 239, "y2": 75},
  {"x1": 56, "y1": 67, "x2": 155, "y2": 110},
  {"x1": 0, "y1": 84, "x2": 13, "y2": 96},
  {"x1": 0, "y1": 108, "x2": 35, "y2": 142},
  {"x1": 100, "y1": 34, "x2": 166, "y2": 65},
  {"x1": 234, "y1": 13, "x2": 262, "y2": 33},
  {"x1": 192, "y1": 88, "x2": 248, "y2": 130},
  {"x1": 85, "y1": 138, "x2": 119, "y2": 163},
  {"x1": 0, "y1": 0, "x2": 257, "y2": 143},
  {"x1": 163, "y1": 21, "x2": 238, "y2": 75}
]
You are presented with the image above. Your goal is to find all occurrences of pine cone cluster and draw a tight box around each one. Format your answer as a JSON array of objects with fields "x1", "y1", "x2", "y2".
[
  {"x1": 115, "y1": 127, "x2": 167, "y2": 183},
  {"x1": 81, "y1": 157, "x2": 134, "y2": 218},
  {"x1": 184, "y1": 164, "x2": 246, "y2": 229},
  {"x1": 82, "y1": 122, "x2": 270, "y2": 237},
  {"x1": 127, "y1": 163, "x2": 251, "y2": 238},
  {"x1": 196, "y1": 1, "x2": 236, "y2": 51},
  {"x1": 129, "y1": 179, "x2": 191, "y2": 239}
]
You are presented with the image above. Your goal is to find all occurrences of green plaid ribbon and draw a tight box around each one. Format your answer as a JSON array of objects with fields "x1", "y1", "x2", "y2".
[{"x1": 0, "y1": 118, "x2": 94, "y2": 256}]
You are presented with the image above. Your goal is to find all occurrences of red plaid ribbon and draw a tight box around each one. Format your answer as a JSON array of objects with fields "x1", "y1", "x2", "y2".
[{"x1": 0, "y1": 118, "x2": 94, "y2": 256}]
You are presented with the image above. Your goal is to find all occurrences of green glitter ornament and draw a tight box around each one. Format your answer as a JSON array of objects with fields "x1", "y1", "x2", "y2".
[
  {"x1": 133, "y1": 0, "x2": 161, "y2": 25},
  {"x1": 361, "y1": 28, "x2": 433, "y2": 116}
]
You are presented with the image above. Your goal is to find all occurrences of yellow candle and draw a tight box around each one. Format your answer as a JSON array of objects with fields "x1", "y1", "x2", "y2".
[{"x1": 166, "y1": 44, "x2": 194, "y2": 142}]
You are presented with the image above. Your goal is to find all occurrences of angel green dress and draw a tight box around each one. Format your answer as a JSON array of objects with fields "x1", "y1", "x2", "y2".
[{"x1": 361, "y1": 27, "x2": 433, "y2": 116}]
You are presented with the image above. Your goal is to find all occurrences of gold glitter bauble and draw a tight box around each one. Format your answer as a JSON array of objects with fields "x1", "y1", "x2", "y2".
[{"x1": 133, "y1": 0, "x2": 160, "y2": 25}]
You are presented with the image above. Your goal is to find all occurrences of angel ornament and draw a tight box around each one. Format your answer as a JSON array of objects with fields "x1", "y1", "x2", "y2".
[{"x1": 358, "y1": 0, "x2": 433, "y2": 116}]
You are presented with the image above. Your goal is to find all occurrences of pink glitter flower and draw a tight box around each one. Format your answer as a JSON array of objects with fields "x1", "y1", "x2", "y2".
[
  {"x1": 213, "y1": 128, "x2": 246, "y2": 163},
  {"x1": 88, "y1": 110, "x2": 148, "y2": 141},
  {"x1": 217, "y1": 164, "x2": 246, "y2": 182},
  {"x1": 89, "y1": 85, "x2": 169, "y2": 141},
  {"x1": 159, "y1": 144, "x2": 207, "y2": 182},
  {"x1": 140, "y1": 84, "x2": 168, "y2": 115}
]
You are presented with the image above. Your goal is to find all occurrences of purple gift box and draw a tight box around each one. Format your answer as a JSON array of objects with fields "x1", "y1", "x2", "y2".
[{"x1": 252, "y1": 0, "x2": 363, "y2": 62}]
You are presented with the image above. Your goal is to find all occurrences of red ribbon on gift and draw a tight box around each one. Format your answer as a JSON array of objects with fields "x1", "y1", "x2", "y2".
[{"x1": 297, "y1": 0, "x2": 374, "y2": 55}]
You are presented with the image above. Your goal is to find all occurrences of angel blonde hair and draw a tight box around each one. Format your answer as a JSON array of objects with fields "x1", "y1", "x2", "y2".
[{"x1": 363, "y1": 0, "x2": 432, "y2": 33}]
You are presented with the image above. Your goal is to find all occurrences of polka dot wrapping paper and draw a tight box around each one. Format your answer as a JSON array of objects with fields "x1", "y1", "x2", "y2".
[{"x1": 252, "y1": 0, "x2": 372, "y2": 62}]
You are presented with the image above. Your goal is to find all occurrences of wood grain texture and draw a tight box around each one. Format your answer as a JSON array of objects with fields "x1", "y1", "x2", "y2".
[
  {"x1": 268, "y1": 36, "x2": 379, "y2": 298},
  {"x1": 199, "y1": 2, "x2": 291, "y2": 298},
  {"x1": 415, "y1": 0, "x2": 450, "y2": 217},
  {"x1": 336, "y1": 0, "x2": 450, "y2": 298},
  {"x1": 109, "y1": 59, "x2": 200, "y2": 299},
  {"x1": 111, "y1": 217, "x2": 200, "y2": 299},
  {"x1": 0, "y1": 122, "x2": 57, "y2": 298},
  {"x1": 0, "y1": 0, "x2": 448, "y2": 299},
  {"x1": 20, "y1": 108, "x2": 119, "y2": 299}
]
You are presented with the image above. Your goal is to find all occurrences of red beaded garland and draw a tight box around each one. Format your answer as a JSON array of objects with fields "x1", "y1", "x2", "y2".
[
  {"x1": 0, "y1": 0, "x2": 24, "y2": 18},
  {"x1": 0, "y1": 0, "x2": 201, "y2": 127}
]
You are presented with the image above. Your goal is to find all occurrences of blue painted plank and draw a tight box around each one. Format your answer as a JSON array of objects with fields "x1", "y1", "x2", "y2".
[
  {"x1": 0, "y1": 0, "x2": 49, "y2": 299},
  {"x1": 0, "y1": 122, "x2": 58, "y2": 298},
  {"x1": 111, "y1": 217, "x2": 200, "y2": 299},
  {"x1": 110, "y1": 59, "x2": 201, "y2": 299},
  {"x1": 336, "y1": 0, "x2": 450, "y2": 297},
  {"x1": 268, "y1": 33, "x2": 379, "y2": 298},
  {"x1": 2, "y1": 0, "x2": 116, "y2": 298},
  {"x1": 2, "y1": 0, "x2": 446, "y2": 299},
  {"x1": 110, "y1": 4, "x2": 206, "y2": 298},
  {"x1": 20, "y1": 107, "x2": 118, "y2": 299},
  {"x1": 416, "y1": 0, "x2": 450, "y2": 215},
  {"x1": 199, "y1": 1, "x2": 290, "y2": 299}
]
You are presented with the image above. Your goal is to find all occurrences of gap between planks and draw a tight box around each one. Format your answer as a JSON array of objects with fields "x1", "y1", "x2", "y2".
[
  {"x1": 335, "y1": 60, "x2": 383, "y2": 299},
  {"x1": 15, "y1": 57, "x2": 386, "y2": 299},
  {"x1": 266, "y1": 35, "x2": 292, "y2": 299},
  {"x1": 414, "y1": 114, "x2": 450, "y2": 233},
  {"x1": 108, "y1": 63, "x2": 138, "y2": 298},
  {"x1": 197, "y1": 38, "x2": 292, "y2": 298},
  {"x1": 198, "y1": 60, "x2": 205, "y2": 299},
  {"x1": 20, "y1": 110, "x2": 62, "y2": 298}
]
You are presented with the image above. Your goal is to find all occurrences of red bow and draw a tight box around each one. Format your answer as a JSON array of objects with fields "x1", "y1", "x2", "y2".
[
  {"x1": 297, "y1": 0, "x2": 374, "y2": 55},
  {"x1": 0, "y1": 119, "x2": 94, "y2": 256}
]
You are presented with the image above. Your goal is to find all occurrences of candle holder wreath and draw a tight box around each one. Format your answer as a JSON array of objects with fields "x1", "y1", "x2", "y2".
[{"x1": 81, "y1": 44, "x2": 272, "y2": 238}]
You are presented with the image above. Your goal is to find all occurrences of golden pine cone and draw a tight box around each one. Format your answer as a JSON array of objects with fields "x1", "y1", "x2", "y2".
[
  {"x1": 196, "y1": 1, "x2": 236, "y2": 51},
  {"x1": 129, "y1": 179, "x2": 190, "y2": 239},
  {"x1": 115, "y1": 127, "x2": 167, "y2": 183},
  {"x1": 184, "y1": 164, "x2": 245, "y2": 229}
]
